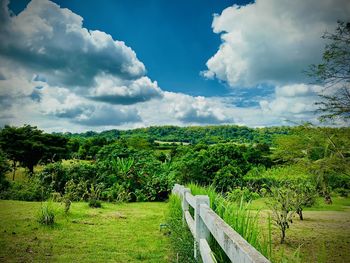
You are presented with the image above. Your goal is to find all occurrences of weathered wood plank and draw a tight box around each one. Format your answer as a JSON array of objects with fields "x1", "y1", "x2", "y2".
[
  {"x1": 200, "y1": 204, "x2": 270, "y2": 263},
  {"x1": 185, "y1": 211, "x2": 195, "y2": 236},
  {"x1": 185, "y1": 192, "x2": 196, "y2": 208},
  {"x1": 199, "y1": 238, "x2": 216, "y2": 263}
]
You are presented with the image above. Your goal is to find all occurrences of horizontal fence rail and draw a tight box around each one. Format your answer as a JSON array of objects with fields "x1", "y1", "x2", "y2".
[{"x1": 172, "y1": 184, "x2": 270, "y2": 263}]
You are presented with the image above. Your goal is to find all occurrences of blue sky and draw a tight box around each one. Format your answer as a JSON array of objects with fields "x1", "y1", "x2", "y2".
[
  {"x1": 0, "y1": 0, "x2": 349, "y2": 131},
  {"x1": 11, "y1": 0, "x2": 252, "y2": 97}
]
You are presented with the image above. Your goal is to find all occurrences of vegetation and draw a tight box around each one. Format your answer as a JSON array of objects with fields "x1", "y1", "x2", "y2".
[
  {"x1": 37, "y1": 202, "x2": 56, "y2": 225},
  {"x1": 308, "y1": 21, "x2": 350, "y2": 121},
  {"x1": 0, "y1": 124, "x2": 349, "y2": 262},
  {"x1": 0, "y1": 200, "x2": 171, "y2": 262}
]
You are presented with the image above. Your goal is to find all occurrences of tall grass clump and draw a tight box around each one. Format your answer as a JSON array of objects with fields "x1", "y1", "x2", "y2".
[
  {"x1": 166, "y1": 194, "x2": 197, "y2": 263},
  {"x1": 188, "y1": 183, "x2": 272, "y2": 261},
  {"x1": 37, "y1": 201, "x2": 56, "y2": 225}
]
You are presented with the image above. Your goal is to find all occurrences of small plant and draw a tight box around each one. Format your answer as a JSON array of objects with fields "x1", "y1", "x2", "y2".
[
  {"x1": 62, "y1": 194, "x2": 72, "y2": 213},
  {"x1": 37, "y1": 202, "x2": 56, "y2": 225},
  {"x1": 101, "y1": 183, "x2": 131, "y2": 203},
  {"x1": 88, "y1": 184, "x2": 102, "y2": 208},
  {"x1": 267, "y1": 186, "x2": 295, "y2": 244},
  {"x1": 88, "y1": 198, "x2": 102, "y2": 208}
]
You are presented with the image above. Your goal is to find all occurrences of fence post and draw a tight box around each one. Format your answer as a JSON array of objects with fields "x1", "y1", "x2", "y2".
[
  {"x1": 182, "y1": 188, "x2": 190, "y2": 225},
  {"x1": 194, "y1": 195, "x2": 210, "y2": 260}
]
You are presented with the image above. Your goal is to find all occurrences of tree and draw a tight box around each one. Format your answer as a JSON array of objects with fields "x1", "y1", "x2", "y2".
[
  {"x1": 0, "y1": 125, "x2": 68, "y2": 175},
  {"x1": 309, "y1": 21, "x2": 350, "y2": 121},
  {"x1": 267, "y1": 186, "x2": 296, "y2": 244},
  {"x1": 0, "y1": 149, "x2": 10, "y2": 190}
]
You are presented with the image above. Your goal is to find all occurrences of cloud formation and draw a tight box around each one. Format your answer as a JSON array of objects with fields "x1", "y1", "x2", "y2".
[
  {"x1": 0, "y1": 0, "x2": 145, "y2": 87},
  {"x1": 89, "y1": 75, "x2": 163, "y2": 105},
  {"x1": 0, "y1": 0, "x2": 163, "y2": 109},
  {"x1": 0, "y1": 0, "x2": 338, "y2": 131},
  {"x1": 202, "y1": 0, "x2": 350, "y2": 87}
]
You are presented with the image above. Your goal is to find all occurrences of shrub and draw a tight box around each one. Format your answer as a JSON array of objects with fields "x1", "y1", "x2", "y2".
[
  {"x1": 88, "y1": 199, "x2": 102, "y2": 208},
  {"x1": 101, "y1": 183, "x2": 131, "y2": 203},
  {"x1": 88, "y1": 184, "x2": 102, "y2": 208},
  {"x1": 64, "y1": 179, "x2": 89, "y2": 201},
  {"x1": 37, "y1": 202, "x2": 56, "y2": 225},
  {"x1": 226, "y1": 187, "x2": 260, "y2": 203},
  {"x1": 0, "y1": 177, "x2": 49, "y2": 201}
]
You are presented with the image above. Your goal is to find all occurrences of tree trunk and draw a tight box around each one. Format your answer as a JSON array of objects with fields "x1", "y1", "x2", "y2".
[
  {"x1": 280, "y1": 227, "x2": 286, "y2": 244},
  {"x1": 324, "y1": 192, "x2": 332, "y2": 204},
  {"x1": 12, "y1": 160, "x2": 16, "y2": 181},
  {"x1": 28, "y1": 164, "x2": 34, "y2": 175},
  {"x1": 297, "y1": 208, "x2": 303, "y2": 220}
]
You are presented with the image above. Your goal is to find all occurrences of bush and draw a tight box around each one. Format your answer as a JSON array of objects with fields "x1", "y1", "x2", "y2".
[
  {"x1": 0, "y1": 177, "x2": 49, "y2": 201},
  {"x1": 88, "y1": 199, "x2": 102, "y2": 208},
  {"x1": 226, "y1": 187, "x2": 260, "y2": 203},
  {"x1": 88, "y1": 184, "x2": 102, "y2": 208},
  {"x1": 37, "y1": 202, "x2": 56, "y2": 225},
  {"x1": 64, "y1": 179, "x2": 89, "y2": 201},
  {"x1": 101, "y1": 183, "x2": 131, "y2": 203}
]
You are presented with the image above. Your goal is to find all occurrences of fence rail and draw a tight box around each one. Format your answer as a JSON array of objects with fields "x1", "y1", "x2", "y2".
[{"x1": 172, "y1": 184, "x2": 270, "y2": 263}]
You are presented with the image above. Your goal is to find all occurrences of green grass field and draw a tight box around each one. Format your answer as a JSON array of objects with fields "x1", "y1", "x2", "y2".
[
  {"x1": 0, "y1": 201, "x2": 171, "y2": 262},
  {"x1": 1, "y1": 197, "x2": 349, "y2": 262}
]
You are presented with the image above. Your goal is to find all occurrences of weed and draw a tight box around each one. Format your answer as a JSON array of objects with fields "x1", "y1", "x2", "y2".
[{"x1": 37, "y1": 202, "x2": 56, "y2": 225}]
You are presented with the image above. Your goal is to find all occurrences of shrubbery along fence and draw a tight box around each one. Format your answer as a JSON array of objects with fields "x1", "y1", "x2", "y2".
[{"x1": 172, "y1": 184, "x2": 270, "y2": 263}]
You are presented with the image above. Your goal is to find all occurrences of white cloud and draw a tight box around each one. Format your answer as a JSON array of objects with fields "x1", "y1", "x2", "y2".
[
  {"x1": 0, "y1": 0, "x2": 163, "y2": 106},
  {"x1": 259, "y1": 84, "x2": 322, "y2": 123},
  {"x1": 203, "y1": 0, "x2": 350, "y2": 87},
  {"x1": 0, "y1": 0, "x2": 336, "y2": 131},
  {"x1": 89, "y1": 75, "x2": 163, "y2": 105}
]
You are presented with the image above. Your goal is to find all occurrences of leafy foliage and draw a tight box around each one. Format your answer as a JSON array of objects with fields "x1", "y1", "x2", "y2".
[
  {"x1": 0, "y1": 125, "x2": 68, "y2": 174},
  {"x1": 37, "y1": 202, "x2": 56, "y2": 225},
  {"x1": 308, "y1": 21, "x2": 350, "y2": 121}
]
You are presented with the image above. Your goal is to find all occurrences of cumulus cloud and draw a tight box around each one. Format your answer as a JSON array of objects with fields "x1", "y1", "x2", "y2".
[
  {"x1": 0, "y1": 0, "x2": 162, "y2": 107},
  {"x1": 138, "y1": 92, "x2": 233, "y2": 125},
  {"x1": 0, "y1": 0, "x2": 145, "y2": 87},
  {"x1": 38, "y1": 85, "x2": 141, "y2": 126},
  {"x1": 202, "y1": 0, "x2": 350, "y2": 87},
  {"x1": 0, "y1": 0, "x2": 334, "y2": 130},
  {"x1": 259, "y1": 84, "x2": 322, "y2": 122},
  {"x1": 89, "y1": 75, "x2": 163, "y2": 105},
  {"x1": 0, "y1": 0, "x2": 164, "y2": 129}
]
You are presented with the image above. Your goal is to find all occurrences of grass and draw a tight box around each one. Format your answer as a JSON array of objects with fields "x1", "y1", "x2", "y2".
[
  {"x1": 185, "y1": 185, "x2": 350, "y2": 262},
  {"x1": 248, "y1": 196, "x2": 350, "y2": 262},
  {"x1": 0, "y1": 200, "x2": 171, "y2": 262}
]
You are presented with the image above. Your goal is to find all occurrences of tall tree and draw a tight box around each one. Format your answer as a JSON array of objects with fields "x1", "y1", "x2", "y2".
[
  {"x1": 309, "y1": 21, "x2": 350, "y2": 121},
  {"x1": 0, "y1": 125, "x2": 68, "y2": 175}
]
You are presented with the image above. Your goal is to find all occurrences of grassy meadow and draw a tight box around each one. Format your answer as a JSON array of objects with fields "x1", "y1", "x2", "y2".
[
  {"x1": 0, "y1": 200, "x2": 171, "y2": 262},
  {"x1": 249, "y1": 196, "x2": 350, "y2": 262}
]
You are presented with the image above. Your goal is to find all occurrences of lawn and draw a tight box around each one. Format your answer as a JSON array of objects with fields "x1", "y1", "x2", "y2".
[
  {"x1": 250, "y1": 196, "x2": 350, "y2": 262},
  {"x1": 0, "y1": 201, "x2": 171, "y2": 262}
]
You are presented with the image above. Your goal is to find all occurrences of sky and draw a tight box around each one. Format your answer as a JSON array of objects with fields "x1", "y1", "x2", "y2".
[{"x1": 0, "y1": 0, "x2": 349, "y2": 132}]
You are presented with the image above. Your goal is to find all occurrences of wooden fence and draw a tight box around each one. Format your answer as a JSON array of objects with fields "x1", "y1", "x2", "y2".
[{"x1": 172, "y1": 184, "x2": 270, "y2": 263}]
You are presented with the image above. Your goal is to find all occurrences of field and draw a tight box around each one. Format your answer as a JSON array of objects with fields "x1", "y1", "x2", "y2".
[
  {"x1": 250, "y1": 197, "x2": 350, "y2": 262},
  {"x1": 0, "y1": 201, "x2": 171, "y2": 262}
]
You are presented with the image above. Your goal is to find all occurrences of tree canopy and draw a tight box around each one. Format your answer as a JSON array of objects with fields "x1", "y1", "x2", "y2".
[
  {"x1": 0, "y1": 125, "x2": 68, "y2": 175},
  {"x1": 309, "y1": 21, "x2": 350, "y2": 121}
]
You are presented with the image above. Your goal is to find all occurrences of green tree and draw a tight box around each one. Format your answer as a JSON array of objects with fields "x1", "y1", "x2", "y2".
[
  {"x1": 0, "y1": 125, "x2": 68, "y2": 175},
  {"x1": 267, "y1": 186, "x2": 296, "y2": 244},
  {"x1": 308, "y1": 21, "x2": 350, "y2": 121},
  {"x1": 0, "y1": 149, "x2": 10, "y2": 190}
]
